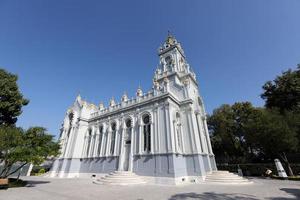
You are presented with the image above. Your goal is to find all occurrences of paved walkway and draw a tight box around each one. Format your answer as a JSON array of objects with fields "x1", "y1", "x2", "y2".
[{"x1": 0, "y1": 176, "x2": 299, "y2": 200}]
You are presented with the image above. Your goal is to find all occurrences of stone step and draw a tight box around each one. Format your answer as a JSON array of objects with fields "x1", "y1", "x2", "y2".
[
  {"x1": 102, "y1": 176, "x2": 142, "y2": 181},
  {"x1": 207, "y1": 173, "x2": 239, "y2": 177},
  {"x1": 109, "y1": 172, "x2": 138, "y2": 177},
  {"x1": 206, "y1": 180, "x2": 251, "y2": 184},
  {"x1": 98, "y1": 179, "x2": 146, "y2": 185},
  {"x1": 205, "y1": 170, "x2": 252, "y2": 184},
  {"x1": 93, "y1": 171, "x2": 146, "y2": 186},
  {"x1": 205, "y1": 177, "x2": 244, "y2": 181},
  {"x1": 206, "y1": 175, "x2": 241, "y2": 179},
  {"x1": 212, "y1": 170, "x2": 230, "y2": 173}
]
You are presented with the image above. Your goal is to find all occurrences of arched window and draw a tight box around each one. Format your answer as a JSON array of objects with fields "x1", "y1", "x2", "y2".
[
  {"x1": 97, "y1": 126, "x2": 103, "y2": 155},
  {"x1": 110, "y1": 123, "x2": 116, "y2": 155},
  {"x1": 125, "y1": 119, "x2": 132, "y2": 141},
  {"x1": 175, "y1": 113, "x2": 182, "y2": 151},
  {"x1": 143, "y1": 114, "x2": 151, "y2": 153},
  {"x1": 86, "y1": 129, "x2": 92, "y2": 157},
  {"x1": 165, "y1": 56, "x2": 171, "y2": 64}
]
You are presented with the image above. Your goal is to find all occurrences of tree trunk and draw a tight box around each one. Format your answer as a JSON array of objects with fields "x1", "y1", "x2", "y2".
[{"x1": 280, "y1": 152, "x2": 294, "y2": 177}]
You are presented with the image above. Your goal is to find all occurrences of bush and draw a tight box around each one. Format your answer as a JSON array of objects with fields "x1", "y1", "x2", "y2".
[{"x1": 38, "y1": 168, "x2": 45, "y2": 174}]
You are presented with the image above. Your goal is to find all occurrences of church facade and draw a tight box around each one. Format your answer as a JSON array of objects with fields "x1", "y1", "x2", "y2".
[{"x1": 49, "y1": 34, "x2": 217, "y2": 184}]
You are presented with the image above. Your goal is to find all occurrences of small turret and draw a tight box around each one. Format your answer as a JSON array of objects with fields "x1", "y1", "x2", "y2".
[
  {"x1": 136, "y1": 86, "x2": 143, "y2": 97},
  {"x1": 99, "y1": 102, "x2": 105, "y2": 110},
  {"x1": 121, "y1": 92, "x2": 128, "y2": 102},
  {"x1": 109, "y1": 97, "x2": 116, "y2": 107}
]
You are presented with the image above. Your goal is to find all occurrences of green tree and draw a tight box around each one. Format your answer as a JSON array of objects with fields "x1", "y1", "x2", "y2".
[
  {"x1": 0, "y1": 68, "x2": 29, "y2": 125},
  {"x1": 208, "y1": 102, "x2": 258, "y2": 163},
  {"x1": 208, "y1": 103, "x2": 298, "y2": 164},
  {"x1": 0, "y1": 126, "x2": 60, "y2": 178},
  {"x1": 261, "y1": 65, "x2": 300, "y2": 112}
]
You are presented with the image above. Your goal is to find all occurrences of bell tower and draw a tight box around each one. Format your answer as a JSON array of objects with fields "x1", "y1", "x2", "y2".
[
  {"x1": 153, "y1": 33, "x2": 198, "y2": 101},
  {"x1": 156, "y1": 32, "x2": 188, "y2": 73}
]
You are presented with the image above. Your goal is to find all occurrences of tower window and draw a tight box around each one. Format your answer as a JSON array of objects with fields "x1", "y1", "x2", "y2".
[{"x1": 165, "y1": 56, "x2": 172, "y2": 65}]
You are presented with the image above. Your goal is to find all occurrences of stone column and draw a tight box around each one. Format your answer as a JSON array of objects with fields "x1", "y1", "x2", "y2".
[
  {"x1": 179, "y1": 123, "x2": 185, "y2": 153},
  {"x1": 173, "y1": 120, "x2": 179, "y2": 153},
  {"x1": 203, "y1": 116, "x2": 213, "y2": 154},
  {"x1": 150, "y1": 120, "x2": 154, "y2": 153},
  {"x1": 100, "y1": 126, "x2": 106, "y2": 156},
  {"x1": 185, "y1": 108, "x2": 197, "y2": 153},
  {"x1": 132, "y1": 116, "x2": 137, "y2": 155},
  {"x1": 167, "y1": 106, "x2": 175, "y2": 153},
  {"x1": 89, "y1": 128, "x2": 96, "y2": 158},
  {"x1": 129, "y1": 125, "x2": 134, "y2": 171},
  {"x1": 105, "y1": 126, "x2": 111, "y2": 156},
  {"x1": 195, "y1": 112, "x2": 206, "y2": 153},
  {"x1": 138, "y1": 121, "x2": 142, "y2": 154},
  {"x1": 164, "y1": 103, "x2": 171, "y2": 152},
  {"x1": 153, "y1": 106, "x2": 158, "y2": 153},
  {"x1": 113, "y1": 127, "x2": 119, "y2": 156},
  {"x1": 64, "y1": 127, "x2": 74, "y2": 158},
  {"x1": 118, "y1": 121, "x2": 126, "y2": 171},
  {"x1": 93, "y1": 129, "x2": 99, "y2": 157},
  {"x1": 81, "y1": 131, "x2": 89, "y2": 158},
  {"x1": 59, "y1": 129, "x2": 66, "y2": 158}
]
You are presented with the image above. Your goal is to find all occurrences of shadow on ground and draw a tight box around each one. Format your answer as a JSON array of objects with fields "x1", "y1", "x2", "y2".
[
  {"x1": 169, "y1": 192, "x2": 259, "y2": 200},
  {"x1": 268, "y1": 188, "x2": 300, "y2": 200},
  {"x1": 26, "y1": 180, "x2": 51, "y2": 187}
]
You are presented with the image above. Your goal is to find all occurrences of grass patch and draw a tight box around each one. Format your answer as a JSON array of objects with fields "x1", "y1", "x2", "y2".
[{"x1": 271, "y1": 175, "x2": 300, "y2": 181}]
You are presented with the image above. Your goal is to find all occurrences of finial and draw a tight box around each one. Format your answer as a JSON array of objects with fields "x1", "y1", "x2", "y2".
[
  {"x1": 99, "y1": 101, "x2": 105, "y2": 110},
  {"x1": 168, "y1": 30, "x2": 171, "y2": 37},
  {"x1": 109, "y1": 97, "x2": 116, "y2": 107},
  {"x1": 76, "y1": 93, "x2": 82, "y2": 102},
  {"x1": 122, "y1": 91, "x2": 128, "y2": 102},
  {"x1": 136, "y1": 86, "x2": 143, "y2": 97}
]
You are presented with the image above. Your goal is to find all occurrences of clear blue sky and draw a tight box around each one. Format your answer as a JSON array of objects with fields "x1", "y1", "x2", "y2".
[{"x1": 1, "y1": 0, "x2": 299, "y2": 137}]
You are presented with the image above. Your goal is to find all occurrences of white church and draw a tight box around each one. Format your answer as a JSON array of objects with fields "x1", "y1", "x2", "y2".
[{"x1": 50, "y1": 34, "x2": 218, "y2": 185}]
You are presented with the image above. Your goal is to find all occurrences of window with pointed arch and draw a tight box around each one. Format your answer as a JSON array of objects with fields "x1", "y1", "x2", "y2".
[
  {"x1": 110, "y1": 123, "x2": 116, "y2": 155},
  {"x1": 142, "y1": 114, "x2": 151, "y2": 153},
  {"x1": 126, "y1": 119, "x2": 132, "y2": 141},
  {"x1": 175, "y1": 112, "x2": 182, "y2": 151},
  {"x1": 86, "y1": 129, "x2": 92, "y2": 157},
  {"x1": 97, "y1": 125, "x2": 103, "y2": 156}
]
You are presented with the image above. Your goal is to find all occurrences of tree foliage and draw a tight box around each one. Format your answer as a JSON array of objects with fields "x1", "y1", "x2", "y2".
[
  {"x1": 0, "y1": 68, "x2": 29, "y2": 125},
  {"x1": 0, "y1": 126, "x2": 60, "y2": 178},
  {"x1": 208, "y1": 102, "x2": 298, "y2": 163},
  {"x1": 261, "y1": 65, "x2": 300, "y2": 112}
]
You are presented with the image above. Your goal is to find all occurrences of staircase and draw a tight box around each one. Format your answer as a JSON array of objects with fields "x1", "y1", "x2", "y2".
[
  {"x1": 205, "y1": 170, "x2": 252, "y2": 184},
  {"x1": 93, "y1": 171, "x2": 146, "y2": 185}
]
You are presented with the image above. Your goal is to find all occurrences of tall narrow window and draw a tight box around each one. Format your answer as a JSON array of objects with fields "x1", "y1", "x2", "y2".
[
  {"x1": 110, "y1": 123, "x2": 116, "y2": 155},
  {"x1": 126, "y1": 119, "x2": 132, "y2": 140},
  {"x1": 98, "y1": 126, "x2": 103, "y2": 156},
  {"x1": 143, "y1": 114, "x2": 151, "y2": 152},
  {"x1": 86, "y1": 129, "x2": 92, "y2": 157}
]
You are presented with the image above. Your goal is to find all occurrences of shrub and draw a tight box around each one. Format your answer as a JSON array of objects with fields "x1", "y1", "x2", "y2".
[{"x1": 38, "y1": 168, "x2": 45, "y2": 174}]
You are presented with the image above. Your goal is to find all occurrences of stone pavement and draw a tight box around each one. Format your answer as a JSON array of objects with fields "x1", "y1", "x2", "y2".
[{"x1": 0, "y1": 176, "x2": 299, "y2": 200}]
